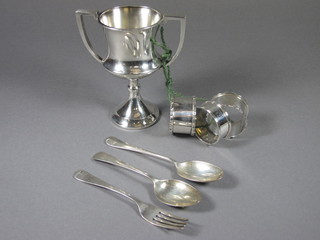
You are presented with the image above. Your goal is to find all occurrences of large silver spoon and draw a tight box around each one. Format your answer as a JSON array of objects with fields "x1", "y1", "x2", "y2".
[
  {"x1": 105, "y1": 136, "x2": 224, "y2": 183},
  {"x1": 92, "y1": 152, "x2": 201, "y2": 207}
]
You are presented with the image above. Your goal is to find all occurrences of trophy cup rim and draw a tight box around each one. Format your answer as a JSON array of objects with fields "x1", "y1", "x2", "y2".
[{"x1": 98, "y1": 5, "x2": 164, "y2": 31}]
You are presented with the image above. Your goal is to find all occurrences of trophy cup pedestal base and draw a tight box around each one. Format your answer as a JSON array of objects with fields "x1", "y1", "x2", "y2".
[
  {"x1": 111, "y1": 78, "x2": 160, "y2": 129},
  {"x1": 111, "y1": 98, "x2": 160, "y2": 130}
]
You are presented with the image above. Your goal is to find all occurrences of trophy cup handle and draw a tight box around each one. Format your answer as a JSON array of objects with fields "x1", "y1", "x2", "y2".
[
  {"x1": 76, "y1": 9, "x2": 104, "y2": 63},
  {"x1": 163, "y1": 16, "x2": 186, "y2": 66}
]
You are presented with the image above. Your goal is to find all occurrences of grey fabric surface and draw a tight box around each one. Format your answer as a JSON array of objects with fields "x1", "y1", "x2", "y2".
[{"x1": 1, "y1": 0, "x2": 320, "y2": 239}]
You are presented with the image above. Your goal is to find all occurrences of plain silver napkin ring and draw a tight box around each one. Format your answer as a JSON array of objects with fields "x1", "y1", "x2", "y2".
[
  {"x1": 211, "y1": 92, "x2": 249, "y2": 139},
  {"x1": 195, "y1": 101, "x2": 230, "y2": 145}
]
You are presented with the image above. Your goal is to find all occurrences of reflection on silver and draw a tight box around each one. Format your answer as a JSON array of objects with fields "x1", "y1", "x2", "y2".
[
  {"x1": 76, "y1": 6, "x2": 186, "y2": 129},
  {"x1": 195, "y1": 101, "x2": 231, "y2": 145},
  {"x1": 195, "y1": 92, "x2": 248, "y2": 144},
  {"x1": 211, "y1": 92, "x2": 249, "y2": 138},
  {"x1": 170, "y1": 96, "x2": 197, "y2": 136}
]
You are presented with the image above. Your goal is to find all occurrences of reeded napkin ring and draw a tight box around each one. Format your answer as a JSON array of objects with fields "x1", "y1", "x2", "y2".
[
  {"x1": 211, "y1": 92, "x2": 249, "y2": 139},
  {"x1": 195, "y1": 101, "x2": 230, "y2": 145},
  {"x1": 169, "y1": 96, "x2": 197, "y2": 136}
]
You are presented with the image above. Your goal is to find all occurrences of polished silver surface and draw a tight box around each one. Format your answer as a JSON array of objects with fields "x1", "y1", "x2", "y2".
[
  {"x1": 169, "y1": 96, "x2": 197, "y2": 135},
  {"x1": 105, "y1": 137, "x2": 224, "y2": 182},
  {"x1": 73, "y1": 170, "x2": 188, "y2": 230},
  {"x1": 111, "y1": 79, "x2": 160, "y2": 129},
  {"x1": 99, "y1": 7, "x2": 162, "y2": 30},
  {"x1": 195, "y1": 102, "x2": 231, "y2": 145},
  {"x1": 92, "y1": 152, "x2": 201, "y2": 207},
  {"x1": 76, "y1": 6, "x2": 186, "y2": 129},
  {"x1": 211, "y1": 92, "x2": 249, "y2": 138}
]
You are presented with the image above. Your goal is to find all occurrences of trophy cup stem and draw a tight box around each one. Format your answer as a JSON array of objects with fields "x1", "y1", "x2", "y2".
[
  {"x1": 128, "y1": 79, "x2": 140, "y2": 98},
  {"x1": 111, "y1": 79, "x2": 160, "y2": 129}
]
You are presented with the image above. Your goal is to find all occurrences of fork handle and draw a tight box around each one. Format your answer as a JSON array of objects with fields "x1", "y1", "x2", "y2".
[{"x1": 73, "y1": 170, "x2": 140, "y2": 204}]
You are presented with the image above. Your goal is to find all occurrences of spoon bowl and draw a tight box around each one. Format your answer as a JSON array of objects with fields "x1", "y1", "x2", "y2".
[
  {"x1": 176, "y1": 161, "x2": 224, "y2": 182},
  {"x1": 153, "y1": 179, "x2": 201, "y2": 207}
]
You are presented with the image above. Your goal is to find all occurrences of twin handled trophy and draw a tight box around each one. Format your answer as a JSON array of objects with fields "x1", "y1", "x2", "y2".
[{"x1": 76, "y1": 6, "x2": 186, "y2": 129}]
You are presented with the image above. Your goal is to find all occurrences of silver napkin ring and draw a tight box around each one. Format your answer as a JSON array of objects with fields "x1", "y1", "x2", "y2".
[
  {"x1": 211, "y1": 92, "x2": 249, "y2": 139},
  {"x1": 195, "y1": 101, "x2": 230, "y2": 145},
  {"x1": 169, "y1": 96, "x2": 197, "y2": 136}
]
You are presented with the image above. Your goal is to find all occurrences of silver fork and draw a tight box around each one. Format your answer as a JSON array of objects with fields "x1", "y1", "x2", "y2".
[{"x1": 73, "y1": 170, "x2": 188, "y2": 230}]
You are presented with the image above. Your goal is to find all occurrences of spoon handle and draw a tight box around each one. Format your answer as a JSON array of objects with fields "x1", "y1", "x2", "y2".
[
  {"x1": 105, "y1": 137, "x2": 175, "y2": 164},
  {"x1": 92, "y1": 152, "x2": 156, "y2": 181}
]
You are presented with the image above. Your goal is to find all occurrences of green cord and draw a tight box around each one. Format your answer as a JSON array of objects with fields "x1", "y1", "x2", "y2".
[
  {"x1": 151, "y1": 26, "x2": 183, "y2": 102},
  {"x1": 151, "y1": 26, "x2": 206, "y2": 102}
]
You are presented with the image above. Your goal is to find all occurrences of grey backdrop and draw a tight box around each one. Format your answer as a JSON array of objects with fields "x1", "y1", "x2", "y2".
[{"x1": 1, "y1": 0, "x2": 320, "y2": 239}]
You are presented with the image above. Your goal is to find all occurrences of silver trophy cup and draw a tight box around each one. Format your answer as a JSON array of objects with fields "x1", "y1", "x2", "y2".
[{"x1": 76, "y1": 6, "x2": 186, "y2": 129}]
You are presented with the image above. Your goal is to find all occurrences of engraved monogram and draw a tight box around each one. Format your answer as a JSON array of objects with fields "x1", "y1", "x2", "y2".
[{"x1": 124, "y1": 31, "x2": 152, "y2": 57}]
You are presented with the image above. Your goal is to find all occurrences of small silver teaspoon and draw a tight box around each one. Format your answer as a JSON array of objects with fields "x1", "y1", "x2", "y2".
[
  {"x1": 105, "y1": 137, "x2": 224, "y2": 183},
  {"x1": 92, "y1": 152, "x2": 201, "y2": 207}
]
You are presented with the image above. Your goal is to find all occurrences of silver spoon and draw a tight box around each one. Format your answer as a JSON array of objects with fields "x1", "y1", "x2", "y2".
[
  {"x1": 92, "y1": 152, "x2": 201, "y2": 207},
  {"x1": 105, "y1": 136, "x2": 224, "y2": 183}
]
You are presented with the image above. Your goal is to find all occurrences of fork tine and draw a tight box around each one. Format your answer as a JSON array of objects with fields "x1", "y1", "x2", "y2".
[
  {"x1": 157, "y1": 213, "x2": 188, "y2": 225},
  {"x1": 152, "y1": 218, "x2": 186, "y2": 230},
  {"x1": 154, "y1": 216, "x2": 187, "y2": 228},
  {"x1": 159, "y1": 211, "x2": 188, "y2": 222},
  {"x1": 151, "y1": 218, "x2": 186, "y2": 230}
]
